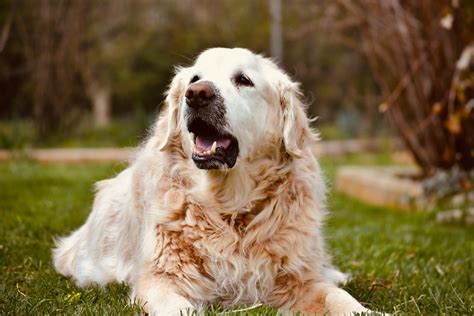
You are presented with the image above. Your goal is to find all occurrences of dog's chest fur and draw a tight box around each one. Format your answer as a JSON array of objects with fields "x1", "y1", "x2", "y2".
[
  {"x1": 153, "y1": 202, "x2": 285, "y2": 305},
  {"x1": 140, "y1": 153, "x2": 324, "y2": 306}
]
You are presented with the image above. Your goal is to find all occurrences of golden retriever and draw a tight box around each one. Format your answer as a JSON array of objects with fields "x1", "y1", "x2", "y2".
[{"x1": 53, "y1": 48, "x2": 369, "y2": 315}]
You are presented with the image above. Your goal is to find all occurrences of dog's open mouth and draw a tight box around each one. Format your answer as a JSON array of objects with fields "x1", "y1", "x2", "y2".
[{"x1": 187, "y1": 118, "x2": 239, "y2": 169}]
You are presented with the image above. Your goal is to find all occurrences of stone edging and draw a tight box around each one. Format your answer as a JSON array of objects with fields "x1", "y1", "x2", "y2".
[
  {"x1": 0, "y1": 139, "x2": 384, "y2": 163},
  {"x1": 335, "y1": 166, "x2": 423, "y2": 211},
  {"x1": 0, "y1": 148, "x2": 133, "y2": 163}
]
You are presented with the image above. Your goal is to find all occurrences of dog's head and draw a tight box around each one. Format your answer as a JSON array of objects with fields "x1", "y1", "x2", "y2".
[{"x1": 157, "y1": 48, "x2": 314, "y2": 170}]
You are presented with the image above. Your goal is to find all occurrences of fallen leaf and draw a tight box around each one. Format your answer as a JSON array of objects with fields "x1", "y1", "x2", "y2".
[
  {"x1": 432, "y1": 102, "x2": 443, "y2": 114},
  {"x1": 445, "y1": 114, "x2": 462, "y2": 134},
  {"x1": 406, "y1": 247, "x2": 416, "y2": 259},
  {"x1": 370, "y1": 279, "x2": 391, "y2": 290}
]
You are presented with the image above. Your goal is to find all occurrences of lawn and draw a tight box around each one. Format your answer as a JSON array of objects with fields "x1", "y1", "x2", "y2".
[{"x1": 0, "y1": 157, "x2": 472, "y2": 314}]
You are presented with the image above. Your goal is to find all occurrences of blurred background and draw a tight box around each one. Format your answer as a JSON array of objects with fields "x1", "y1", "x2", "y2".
[
  {"x1": 1, "y1": 2, "x2": 473, "y2": 313},
  {"x1": 0, "y1": 0, "x2": 473, "y2": 176},
  {"x1": 0, "y1": 0, "x2": 386, "y2": 148}
]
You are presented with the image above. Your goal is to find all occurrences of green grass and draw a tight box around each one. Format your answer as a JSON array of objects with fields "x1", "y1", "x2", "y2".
[
  {"x1": 0, "y1": 119, "x2": 386, "y2": 150},
  {"x1": 0, "y1": 158, "x2": 472, "y2": 314},
  {"x1": 0, "y1": 118, "x2": 149, "y2": 149}
]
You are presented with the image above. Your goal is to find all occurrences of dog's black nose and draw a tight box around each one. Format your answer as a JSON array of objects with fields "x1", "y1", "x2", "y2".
[{"x1": 185, "y1": 82, "x2": 215, "y2": 108}]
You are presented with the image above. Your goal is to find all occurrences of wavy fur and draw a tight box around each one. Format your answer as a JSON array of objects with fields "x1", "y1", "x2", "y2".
[{"x1": 53, "y1": 48, "x2": 368, "y2": 315}]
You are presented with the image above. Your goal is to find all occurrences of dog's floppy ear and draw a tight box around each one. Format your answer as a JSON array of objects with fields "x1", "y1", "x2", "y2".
[
  {"x1": 279, "y1": 78, "x2": 315, "y2": 158},
  {"x1": 156, "y1": 67, "x2": 187, "y2": 151}
]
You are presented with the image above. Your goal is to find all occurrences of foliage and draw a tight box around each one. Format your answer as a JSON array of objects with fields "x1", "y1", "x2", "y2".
[
  {"x1": 0, "y1": 120, "x2": 36, "y2": 149},
  {"x1": 421, "y1": 167, "x2": 474, "y2": 212},
  {"x1": 0, "y1": 0, "x2": 147, "y2": 135},
  {"x1": 0, "y1": 0, "x2": 379, "y2": 141},
  {"x1": 0, "y1": 158, "x2": 472, "y2": 314},
  {"x1": 331, "y1": 0, "x2": 474, "y2": 174},
  {"x1": 0, "y1": 115, "x2": 150, "y2": 149}
]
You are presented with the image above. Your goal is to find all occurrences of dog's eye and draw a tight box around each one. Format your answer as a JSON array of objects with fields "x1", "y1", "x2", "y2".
[
  {"x1": 233, "y1": 73, "x2": 254, "y2": 87},
  {"x1": 190, "y1": 75, "x2": 200, "y2": 84}
]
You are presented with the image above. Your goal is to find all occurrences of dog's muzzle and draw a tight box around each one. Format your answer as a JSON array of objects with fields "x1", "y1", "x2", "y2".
[{"x1": 185, "y1": 81, "x2": 239, "y2": 170}]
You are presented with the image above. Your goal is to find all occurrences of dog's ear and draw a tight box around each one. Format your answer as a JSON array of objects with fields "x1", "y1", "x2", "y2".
[
  {"x1": 156, "y1": 67, "x2": 187, "y2": 151},
  {"x1": 279, "y1": 79, "x2": 315, "y2": 158}
]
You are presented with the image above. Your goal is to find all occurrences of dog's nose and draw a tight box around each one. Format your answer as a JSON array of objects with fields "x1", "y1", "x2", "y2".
[{"x1": 185, "y1": 82, "x2": 215, "y2": 108}]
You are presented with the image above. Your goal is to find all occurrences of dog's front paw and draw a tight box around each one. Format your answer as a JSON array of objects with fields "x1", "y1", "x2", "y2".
[
  {"x1": 144, "y1": 291, "x2": 195, "y2": 316},
  {"x1": 324, "y1": 288, "x2": 369, "y2": 315},
  {"x1": 130, "y1": 280, "x2": 195, "y2": 316}
]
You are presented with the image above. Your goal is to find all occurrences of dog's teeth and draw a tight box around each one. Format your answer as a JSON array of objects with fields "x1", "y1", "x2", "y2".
[{"x1": 211, "y1": 141, "x2": 217, "y2": 154}]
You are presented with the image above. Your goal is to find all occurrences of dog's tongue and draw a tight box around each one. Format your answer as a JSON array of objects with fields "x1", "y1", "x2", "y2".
[{"x1": 195, "y1": 135, "x2": 231, "y2": 151}]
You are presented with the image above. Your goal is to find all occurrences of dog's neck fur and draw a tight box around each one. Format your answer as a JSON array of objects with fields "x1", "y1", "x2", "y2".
[
  {"x1": 157, "y1": 138, "x2": 297, "y2": 221},
  {"x1": 203, "y1": 145, "x2": 291, "y2": 214}
]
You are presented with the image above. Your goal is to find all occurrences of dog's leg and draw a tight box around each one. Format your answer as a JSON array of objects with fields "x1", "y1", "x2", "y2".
[
  {"x1": 131, "y1": 275, "x2": 195, "y2": 316},
  {"x1": 293, "y1": 282, "x2": 369, "y2": 315},
  {"x1": 323, "y1": 266, "x2": 351, "y2": 286},
  {"x1": 53, "y1": 168, "x2": 139, "y2": 287}
]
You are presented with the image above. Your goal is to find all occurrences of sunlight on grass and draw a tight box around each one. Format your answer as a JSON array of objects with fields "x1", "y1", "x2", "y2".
[{"x1": 0, "y1": 158, "x2": 472, "y2": 314}]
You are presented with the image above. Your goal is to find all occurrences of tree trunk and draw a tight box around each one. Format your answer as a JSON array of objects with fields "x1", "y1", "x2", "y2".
[
  {"x1": 87, "y1": 80, "x2": 111, "y2": 128},
  {"x1": 269, "y1": 0, "x2": 283, "y2": 61}
]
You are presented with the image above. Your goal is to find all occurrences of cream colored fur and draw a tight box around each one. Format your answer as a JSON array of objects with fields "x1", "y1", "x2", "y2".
[{"x1": 53, "y1": 48, "x2": 369, "y2": 315}]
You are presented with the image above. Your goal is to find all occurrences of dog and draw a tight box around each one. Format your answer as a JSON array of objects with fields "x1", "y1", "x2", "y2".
[{"x1": 53, "y1": 48, "x2": 369, "y2": 315}]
